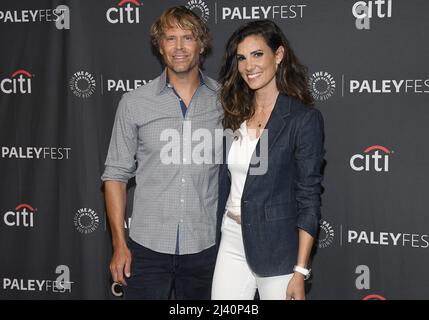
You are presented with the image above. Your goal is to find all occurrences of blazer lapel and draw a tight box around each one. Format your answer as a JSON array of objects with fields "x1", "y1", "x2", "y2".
[{"x1": 242, "y1": 94, "x2": 291, "y2": 196}]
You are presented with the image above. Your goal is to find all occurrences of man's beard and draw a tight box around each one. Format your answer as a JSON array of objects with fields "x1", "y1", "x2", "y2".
[{"x1": 167, "y1": 55, "x2": 200, "y2": 75}]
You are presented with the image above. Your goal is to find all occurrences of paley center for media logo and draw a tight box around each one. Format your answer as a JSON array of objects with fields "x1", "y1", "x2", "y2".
[
  {"x1": 106, "y1": 0, "x2": 142, "y2": 24},
  {"x1": 352, "y1": 0, "x2": 392, "y2": 30},
  {"x1": 1, "y1": 70, "x2": 33, "y2": 94},
  {"x1": 217, "y1": 3, "x2": 307, "y2": 24},
  {"x1": 2, "y1": 265, "x2": 73, "y2": 293},
  {"x1": 3, "y1": 204, "x2": 36, "y2": 228},
  {"x1": 69, "y1": 71, "x2": 96, "y2": 98},
  {"x1": 317, "y1": 220, "x2": 335, "y2": 249},
  {"x1": 350, "y1": 145, "x2": 391, "y2": 173},
  {"x1": 0, "y1": 5, "x2": 70, "y2": 30},
  {"x1": 309, "y1": 71, "x2": 336, "y2": 101},
  {"x1": 186, "y1": 0, "x2": 210, "y2": 23},
  {"x1": 74, "y1": 208, "x2": 100, "y2": 234}
]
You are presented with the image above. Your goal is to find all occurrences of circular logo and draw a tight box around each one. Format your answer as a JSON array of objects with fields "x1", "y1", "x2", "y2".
[
  {"x1": 69, "y1": 71, "x2": 96, "y2": 98},
  {"x1": 186, "y1": 0, "x2": 210, "y2": 23},
  {"x1": 74, "y1": 208, "x2": 100, "y2": 234},
  {"x1": 309, "y1": 71, "x2": 336, "y2": 101},
  {"x1": 317, "y1": 220, "x2": 335, "y2": 249}
]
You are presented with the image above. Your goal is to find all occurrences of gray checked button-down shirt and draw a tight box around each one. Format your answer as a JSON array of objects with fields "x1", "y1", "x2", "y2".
[{"x1": 101, "y1": 69, "x2": 223, "y2": 255}]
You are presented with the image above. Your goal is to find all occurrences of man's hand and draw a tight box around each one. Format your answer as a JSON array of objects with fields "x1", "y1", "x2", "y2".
[
  {"x1": 110, "y1": 244, "x2": 132, "y2": 286},
  {"x1": 286, "y1": 273, "x2": 305, "y2": 300}
]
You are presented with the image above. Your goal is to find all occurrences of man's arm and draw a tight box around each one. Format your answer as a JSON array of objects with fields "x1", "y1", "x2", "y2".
[
  {"x1": 101, "y1": 95, "x2": 137, "y2": 285},
  {"x1": 105, "y1": 180, "x2": 132, "y2": 285}
]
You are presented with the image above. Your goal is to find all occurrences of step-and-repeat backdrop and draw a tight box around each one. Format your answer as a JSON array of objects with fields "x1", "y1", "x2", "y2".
[{"x1": 1, "y1": 0, "x2": 428, "y2": 299}]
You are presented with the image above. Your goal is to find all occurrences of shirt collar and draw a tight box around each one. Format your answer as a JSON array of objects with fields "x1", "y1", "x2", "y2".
[{"x1": 156, "y1": 68, "x2": 217, "y2": 94}]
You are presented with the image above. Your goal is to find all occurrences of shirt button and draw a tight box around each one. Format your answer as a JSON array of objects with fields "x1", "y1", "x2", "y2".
[
  {"x1": 183, "y1": 158, "x2": 187, "y2": 162},
  {"x1": 180, "y1": 219, "x2": 183, "y2": 223},
  {"x1": 180, "y1": 199, "x2": 184, "y2": 203}
]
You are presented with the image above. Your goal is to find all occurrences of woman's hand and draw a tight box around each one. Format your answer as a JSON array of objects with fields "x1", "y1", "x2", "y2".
[{"x1": 286, "y1": 273, "x2": 305, "y2": 300}]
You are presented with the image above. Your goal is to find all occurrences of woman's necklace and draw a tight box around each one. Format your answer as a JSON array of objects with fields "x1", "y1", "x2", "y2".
[
  {"x1": 251, "y1": 105, "x2": 271, "y2": 128},
  {"x1": 248, "y1": 94, "x2": 278, "y2": 138}
]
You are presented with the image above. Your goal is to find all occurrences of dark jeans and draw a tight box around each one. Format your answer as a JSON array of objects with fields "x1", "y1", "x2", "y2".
[{"x1": 123, "y1": 238, "x2": 217, "y2": 300}]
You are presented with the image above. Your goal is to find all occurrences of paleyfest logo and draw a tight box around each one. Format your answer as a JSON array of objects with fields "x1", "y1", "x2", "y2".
[
  {"x1": 349, "y1": 78, "x2": 429, "y2": 94},
  {"x1": 220, "y1": 4, "x2": 307, "y2": 21},
  {"x1": 106, "y1": 78, "x2": 151, "y2": 92},
  {"x1": 69, "y1": 71, "x2": 96, "y2": 98},
  {"x1": 2, "y1": 265, "x2": 73, "y2": 293},
  {"x1": 0, "y1": 5, "x2": 70, "y2": 30}
]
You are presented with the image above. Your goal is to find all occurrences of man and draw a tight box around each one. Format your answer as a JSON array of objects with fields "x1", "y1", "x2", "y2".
[{"x1": 101, "y1": 6, "x2": 222, "y2": 299}]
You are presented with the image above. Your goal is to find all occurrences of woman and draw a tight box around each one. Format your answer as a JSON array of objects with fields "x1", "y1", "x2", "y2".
[{"x1": 212, "y1": 20, "x2": 325, "y2": 300}]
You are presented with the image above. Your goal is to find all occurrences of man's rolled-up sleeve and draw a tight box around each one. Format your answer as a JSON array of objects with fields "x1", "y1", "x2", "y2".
[
  {"x1": 294, "y1": 108, "x2": 325, "y2": 238},
  {"x1": 101, "y1": 95, "x2": 138, "y2": 183}
]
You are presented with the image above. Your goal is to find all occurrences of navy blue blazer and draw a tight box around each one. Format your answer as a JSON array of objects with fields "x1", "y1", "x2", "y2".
[{"x1": 216, "y1": 94, "x2": 325, "y2": 277}]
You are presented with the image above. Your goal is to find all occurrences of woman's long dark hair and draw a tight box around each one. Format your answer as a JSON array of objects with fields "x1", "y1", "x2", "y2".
[{"x1": 219, "y1": 20, "x2": 314, "y2": 131}]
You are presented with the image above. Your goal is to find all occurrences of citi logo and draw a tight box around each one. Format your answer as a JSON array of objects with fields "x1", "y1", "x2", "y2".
[
  {"x1": 352, "y1": 0, "x2": 392, "y2": 30},
  {"x1": 106, "y1": 0, "x2": 142, "y2": 24},
  {"x1": 350, "y1": 145, "x2": 391, "y2": 172},
  {"x1": 1, "y1": 70, "x2": 32, "y2": 94},
  {"x1": 3, "y1": 204, "x2": 36, "y2": 227}
]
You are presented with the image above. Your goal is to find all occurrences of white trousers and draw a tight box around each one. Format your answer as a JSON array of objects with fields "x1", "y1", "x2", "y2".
[{"x1": 212, "y1": 214, "x2": 293, "y2": 300}]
